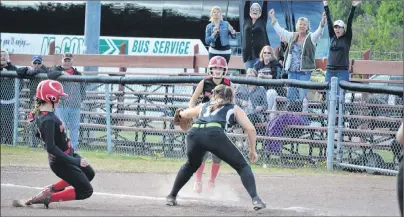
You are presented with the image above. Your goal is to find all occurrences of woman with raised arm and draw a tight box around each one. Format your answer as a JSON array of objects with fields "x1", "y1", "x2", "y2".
[
  {"x1": 268, "y1": 9, "x2": 326, "y2": 101},
  {"x1": 242, "y1": 1, "x2": 270, "y2": 70},
  {"x1": 323, "y1": 0, "x2": 362, "y2": 93}
]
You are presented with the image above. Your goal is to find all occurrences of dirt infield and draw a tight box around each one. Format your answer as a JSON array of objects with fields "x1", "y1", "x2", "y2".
[{"x1": 1, "y1": 165, "x2": 401, "y2": 216}]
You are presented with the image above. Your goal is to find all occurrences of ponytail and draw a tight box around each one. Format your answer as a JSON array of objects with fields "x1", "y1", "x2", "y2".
[
  {"x1": 208, "y1": 85, "x2": 234, "y2": 112},
  {"x1": 29, "y1": 98, "x2": 46, "y2": 121}
]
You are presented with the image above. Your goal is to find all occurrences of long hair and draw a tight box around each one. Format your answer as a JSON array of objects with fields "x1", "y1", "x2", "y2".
[
  {"x1": 259, "y1": 45, "x2": 276, "y2": 62},
  {"x1": 208, "y1": 84, "x2": 234, "y2": 112},
  {"x1": 209, "y1": 6, "x2": 223, "y2": 22},
  {"x1": 31, "y1": 98, "x2": 47, "y2": 117}
]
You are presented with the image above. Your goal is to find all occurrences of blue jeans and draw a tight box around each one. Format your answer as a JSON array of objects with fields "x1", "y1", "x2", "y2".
[
  {"x1": 287, "y1": 71, "x2": 312, "y2": 100},
  {"x1": 244, "y1": 58, "x2": 259, "y2": 70},
  {"x1": 56, "y1": 107, "x2": 81, "y2": 151},
  {"x1": 325, "y1": 69, "x2": 350, "y2": 97}
]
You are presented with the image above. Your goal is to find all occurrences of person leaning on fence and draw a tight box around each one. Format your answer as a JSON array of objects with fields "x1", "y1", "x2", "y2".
[
  {"x1": 242, "y1": 1, "x2": 270, "y2": 70},
  {"x1": 396, "y1": 122, "x2": 404, "y2": 217},
  {"x1": 205, "y1": 6, "x2": 236, "y2": 65},
  {"x1": 235, "y1": 69, "x2": 268, "y2": 150},
  {"x1": 188, "y1": 55, "x2": 233, "y2": 194},
  {"x1": 17, "y1": 55, "x2": 49, "y2": 148},
  {"x1": 0, "y1": 49, "x2": 18, "y2": 145},
  {"x1": 323, "y1": 0, "x2": 362, "y2": 96},
  {"x1": 47, "y1": 53, "x2": 86, "y2": 151},
  {"x1": 165, "y1": 84, "x2": 266, "y2": 210},
  {"x1": 268, "y1": 9, "x2": 326, "y2": 101},
  {"x1": 12, "y1": 79, "x2": 95, "y2": 209},
  {"x1": 235, "y1": 69, "x2": 268, "y2": 133}
]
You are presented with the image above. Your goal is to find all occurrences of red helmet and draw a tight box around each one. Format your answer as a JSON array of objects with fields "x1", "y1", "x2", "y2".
[
  {"x1": 208, "y1": 56, "x2": 227, "y2": 78},
  {"x1": 35, "y1": 80, "x2": 67, "y2": 104}
]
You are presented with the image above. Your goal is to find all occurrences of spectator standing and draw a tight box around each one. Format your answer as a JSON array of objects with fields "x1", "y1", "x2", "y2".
[
  {"x1": 323, "y1": 0, "x2": 362, "y2": 95},
  {"x1": 47, "y1": 53, "x2": 86, "y2": 151},
  {"x1": 268, "y1": 9, "x2": 326, "y2": 101},
  {"x1": 205, "y1": 6, "x2": 236, "y2": 64},
  {"x1": 0, "y1": 49, "x2": 18, "y2": 145},
  {"x1": 274, "y1": 36, "x2": 288, "y2": 66},
  {"x1": 242, "y1": 1, "x2": 270, "y2": 69},
  {"x1": 16, "y1": 55, "x2": 49, "y2": 148}
]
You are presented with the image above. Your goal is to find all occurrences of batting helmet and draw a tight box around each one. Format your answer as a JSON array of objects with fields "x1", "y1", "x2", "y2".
[
  {"x1": 35, "y1": 80, "x2": 67, "y2": 104},
  {"x1": 208, "y1": 56, "x2": 227, "y2": 79}
]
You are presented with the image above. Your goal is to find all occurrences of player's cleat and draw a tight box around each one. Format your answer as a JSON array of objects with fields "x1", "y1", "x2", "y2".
[
  {"x1": 206, "y1": 181, "x2": 215, "y2": 192},
  {"x1": 42, "y1": 184, "x2": 56, "y2": 193},
  {"x1": 252, "y1": 197, "x2": 266, "y2": 210},
  {"x1": 165, "y1": 195, "x2": 177, "y2": 206},
  {"x1": 193, "y1": 181, "x2": 202, "y2": 193},
  {"x1": 25, "y1": 190, "x2": 52, "y2": 209}
]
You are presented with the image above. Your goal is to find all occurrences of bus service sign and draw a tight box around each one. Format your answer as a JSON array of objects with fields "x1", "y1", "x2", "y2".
[{"x1": 0, "y1": 33, "x2": 207, "y2": 56}]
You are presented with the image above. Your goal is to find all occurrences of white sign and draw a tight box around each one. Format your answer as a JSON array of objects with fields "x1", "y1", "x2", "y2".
[{"x1": 0, "y1": 33, "x2": 208, "y2": 56}]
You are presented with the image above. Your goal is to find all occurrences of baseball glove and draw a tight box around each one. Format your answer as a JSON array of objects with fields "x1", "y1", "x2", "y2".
[{"x1": 174, "y1": 108, "x2": 193, "y2": 132}]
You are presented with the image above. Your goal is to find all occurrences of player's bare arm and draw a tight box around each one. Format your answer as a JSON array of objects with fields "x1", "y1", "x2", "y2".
[
  {"x1": 397, "y1": 122, "x2": 404, "y2": 145},
  {"x1": 234, "y1": 105, "x2": 258, "y2": 162},
  {"x1": 180, "y1": 104, "x2": 203, "y2": 119},
  {"x1": 189, "y1": 80, "x2": 204, "y2": 108}
]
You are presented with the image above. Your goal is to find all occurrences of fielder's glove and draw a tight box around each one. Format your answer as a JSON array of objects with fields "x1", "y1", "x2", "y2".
[{"x1": 173, "y1": 108, "x2": 192, "y2": 132}]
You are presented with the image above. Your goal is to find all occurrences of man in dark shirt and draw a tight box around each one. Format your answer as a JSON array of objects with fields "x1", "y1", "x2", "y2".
[
  {"x1": 323, "y1": 0, "x2": 362, "y2": 96},
  {"x1": 16, "y1": 55, "x2": 49, "y2": 148},
  {"x1": 0, "y1": 49, "x2": 18, "y2": 145}
]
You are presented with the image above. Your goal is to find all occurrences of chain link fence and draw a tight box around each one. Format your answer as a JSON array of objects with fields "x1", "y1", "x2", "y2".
[
  {"x1": 337, "y1": 81, "x2": 403, "y2": 175},
  {"x1": 1, "y1": 72, "x2": 402, "y2": 174}
]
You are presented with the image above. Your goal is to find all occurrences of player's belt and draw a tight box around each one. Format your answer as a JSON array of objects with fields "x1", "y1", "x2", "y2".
[{"x1": 192, "y1": 122, "x2": 222, "y2": 128}]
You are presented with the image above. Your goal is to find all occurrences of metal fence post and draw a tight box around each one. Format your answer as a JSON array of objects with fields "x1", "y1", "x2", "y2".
[
  {"x1": 326, "y1": 77, "x2": 338, "y2": 170},
  {"x1": 12, "y1": 78, "x2": 21, "y2": 146},
  {"x1": 105, "y1": 84, "x2": 112, "y2": 154},
  {"x1": 336, "y1": 88, "x2": 345, "y2": 169}
]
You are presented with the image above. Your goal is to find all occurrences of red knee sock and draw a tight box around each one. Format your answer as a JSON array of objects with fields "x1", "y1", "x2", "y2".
[
  {"x1": 209, "y1": 163, "x2": 221, "y2": 182},
  {"x1": 52, "y1": 180, "x2": 70, "y2": 191},
  {"x1": 195, "y1": 162, "x2": 205, "y2": 182},
  {"x1": 49, "y1": 187, "x2": 76, "y2": 203}
]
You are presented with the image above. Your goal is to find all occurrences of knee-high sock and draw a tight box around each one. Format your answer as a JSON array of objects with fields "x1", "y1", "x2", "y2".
[
  {"x1": 209, "y1": 163, "x2": 220, "y2": 182},
  {"x1": 52, "y1": 180, "x2": 70, "y2": 191},
  {"x1": 49, "y1": 187, "x2": 76, "y2": 203},
  {"x1": 195, "y1": 162, "x2": 205, "y2": 182}
]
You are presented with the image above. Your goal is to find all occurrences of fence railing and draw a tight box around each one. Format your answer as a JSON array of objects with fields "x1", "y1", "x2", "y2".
[{"x1": 1, "y1": 71, "x2": 402, "y2": 175}]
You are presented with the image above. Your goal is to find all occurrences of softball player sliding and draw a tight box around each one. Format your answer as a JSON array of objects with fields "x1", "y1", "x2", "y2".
[{"x1": 12, "y1": 80, "x2": 95, "y2": 209}]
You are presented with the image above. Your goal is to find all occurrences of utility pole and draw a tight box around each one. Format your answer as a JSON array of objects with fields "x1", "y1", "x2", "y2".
[{"x1": 84, "y1": 1, "x2": 101, "y2": 73}]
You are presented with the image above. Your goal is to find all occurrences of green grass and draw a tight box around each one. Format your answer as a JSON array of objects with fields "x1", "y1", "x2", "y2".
[{"x1": 1, "y1": 145, "x2": 350, "y2": 176}]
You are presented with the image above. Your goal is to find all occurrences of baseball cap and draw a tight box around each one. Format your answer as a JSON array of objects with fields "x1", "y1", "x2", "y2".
[
  {"x1": 32, "y1": 55, "x2": 43, "y2": 63},
  {"x1": 62, "y1": 53, "x2": 73, "y2": 60},
  {"x1": 333, "y1": 20, "x2": 345, "y2": 28}
]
